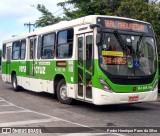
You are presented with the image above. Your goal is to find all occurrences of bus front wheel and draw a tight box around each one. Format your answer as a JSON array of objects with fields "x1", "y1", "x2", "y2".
[
  {"x1": 57, "y1": 79, "x2": 72, "y2": 104},
  {"x1": 11, "y1": 74, "x2": 20, "y2": 92}
]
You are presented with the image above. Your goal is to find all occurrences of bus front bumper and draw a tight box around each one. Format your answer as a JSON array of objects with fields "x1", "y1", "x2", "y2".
[{"x1": 92, "y1": 87, "x2": 158, "y2": 105}]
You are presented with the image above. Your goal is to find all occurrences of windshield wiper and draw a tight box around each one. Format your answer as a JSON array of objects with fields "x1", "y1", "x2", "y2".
[{"x1": 113, "y1": 30, "x2": 128, "y2": 54}]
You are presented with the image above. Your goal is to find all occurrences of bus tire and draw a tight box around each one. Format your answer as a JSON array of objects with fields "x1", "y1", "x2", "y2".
[
  {"x1": 57, "y1": 79, "x2": 72, "y2": 104},
  {"x1": 11, "y1": 74, "x2": 20, "y2": 92}
]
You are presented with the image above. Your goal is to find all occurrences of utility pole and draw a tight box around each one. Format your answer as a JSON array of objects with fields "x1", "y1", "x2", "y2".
[{"x1": 24, "y1": 22, "x2": 35, "y2": 33}]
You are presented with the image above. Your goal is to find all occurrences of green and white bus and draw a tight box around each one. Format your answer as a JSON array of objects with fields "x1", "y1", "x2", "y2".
[{"x1": 1, "y1": 15, "x2": 158, "y2": 105}]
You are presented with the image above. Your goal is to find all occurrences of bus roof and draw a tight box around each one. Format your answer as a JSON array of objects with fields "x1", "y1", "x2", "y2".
[{"x1": 3, "y1": 15, "x2": 150, "y2": 44}]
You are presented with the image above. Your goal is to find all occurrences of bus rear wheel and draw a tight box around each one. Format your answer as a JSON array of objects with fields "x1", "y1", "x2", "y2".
[
  {"x1": 11, "y1": 74, "x2": 20, "y2": 92},
  {"x1": 57, "y1": 79, "x2": 72, "y2": 104}
]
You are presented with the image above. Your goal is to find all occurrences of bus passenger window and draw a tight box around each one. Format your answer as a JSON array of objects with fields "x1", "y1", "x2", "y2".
[
  {"x1": 12, "y1": 41, "x2": 20, "y2": 60},
  {"x1": 37, "y1": 36, "x2": 42, "y2": 59},
  {"x1": 41, "y1": 33, "x2": 55, "y2": 59},
  {"x1": 57, "y1": 29, "x2": 73, "y2": 58},
  {"x1": 2, "y1": 44, "x2": 6, "y2": 60},
  {"x1": 30, "y1": 40, "x2": 34, "y2": 59},
  {"x1": 86, "y1": 35, "x2": 93, "y2": 71},
  {"x1": 20, "y1": 40, "x2": 26, "y2": 60}
]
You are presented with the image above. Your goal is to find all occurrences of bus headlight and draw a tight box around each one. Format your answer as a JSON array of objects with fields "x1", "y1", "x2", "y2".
[{"x1": 99, "y1": 78, "x2": 113, "y2": 93}]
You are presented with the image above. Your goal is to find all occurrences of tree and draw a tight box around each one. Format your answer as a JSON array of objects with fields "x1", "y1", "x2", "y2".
[
  {"x1": 117, "y1": 0, "x2": 160, "y2": 32},
  {"x1": 36, "y1": 0, "x2": 160, "y2": 58},
  {"x1": 35, "y1": 4, "x2": 63, "y2": 27},
  {"x1": 36, "y1": 1, "x2": 160, "y2": 37},
  {"x1": 57, "y1": 0, "x2": 122, "y2": 20},
  {"x1": 117, "y1": 0, "x2": 159, "y2": 22},
  {"x1": 117, "y1": 0, "x2": 160, "y2": 58}
]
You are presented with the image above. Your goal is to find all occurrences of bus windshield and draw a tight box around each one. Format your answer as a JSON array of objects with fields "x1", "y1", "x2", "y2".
[{"x1": 99, "y1": 32, "x2": 156, "y2": 76}]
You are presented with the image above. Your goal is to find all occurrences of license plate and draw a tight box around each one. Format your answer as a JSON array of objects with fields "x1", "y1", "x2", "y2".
[{"x1": 128, "y1": 96, "x2": 139, "y2": 102}]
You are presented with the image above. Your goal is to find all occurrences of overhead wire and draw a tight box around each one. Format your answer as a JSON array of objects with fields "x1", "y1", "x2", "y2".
[
  {"x1": 52, "y1": 8, "x2": 64, "y2": 15},
  {"x1": 55, "y1": 5, "x2": 74, "y2": 17}
]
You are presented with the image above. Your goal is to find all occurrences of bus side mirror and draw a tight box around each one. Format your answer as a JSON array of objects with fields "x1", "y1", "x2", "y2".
[{"x1": 96, "y1": 33, "x2": 101, "y2": 46}]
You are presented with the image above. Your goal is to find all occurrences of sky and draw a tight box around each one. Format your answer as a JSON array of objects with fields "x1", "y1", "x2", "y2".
[{"x1": 0, "y1": 0, "x2": 65, "y2": 49}]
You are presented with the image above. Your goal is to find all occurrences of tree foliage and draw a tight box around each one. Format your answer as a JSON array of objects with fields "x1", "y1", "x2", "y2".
[
  {"x1": 117, "y1": 0, "x2": 160, "y2": 33},
  {"x1": 57, "y1": 0, "x2": 122, "y2": 19},
  {"x1": 36, "y1": 0, "x2": 160, "y2": 30},
  {"x1": 117, "y1": 0, "x2": 160, "y2": 57},
  {"x1": 57, "y1": 0, "x2": 160, "y2": 34},
  {"x1": 36, "y1": 0, "x2": 160, "y2": 57},
  {"x1": 35, "y1": 4, "x2": 62, "y2": 27},
  {"x1": 57, "y1": 0, "x2": 160, "y2": 57}
]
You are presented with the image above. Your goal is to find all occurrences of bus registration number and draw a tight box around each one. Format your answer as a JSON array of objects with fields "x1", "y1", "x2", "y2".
[{"x1": 128, "y1": 96, "x2": 139, "y2": 102}]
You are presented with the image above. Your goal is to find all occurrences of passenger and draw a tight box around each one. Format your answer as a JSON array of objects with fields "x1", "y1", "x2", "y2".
[{"x1": 139, "y1": 53, "x2": 150, "y2": 75}]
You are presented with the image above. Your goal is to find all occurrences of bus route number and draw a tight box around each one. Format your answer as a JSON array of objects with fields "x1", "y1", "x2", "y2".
[{"x1": 102, "y1": 57, "x2": 127, "y2": 65}]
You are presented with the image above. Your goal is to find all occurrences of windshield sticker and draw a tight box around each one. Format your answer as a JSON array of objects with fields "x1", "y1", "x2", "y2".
[
  {"x1": 102, "y1": 56, "x2": 127, "y2": 65},
  {"x1": 127, "y1": 57, "x2": 133, "y2": 68},
  {"x1": 102, "y1": 51, "x2": 123, "y2": 57},
  {"x1": 134, "y1": 60, "x2": 140, "y2": 68}
]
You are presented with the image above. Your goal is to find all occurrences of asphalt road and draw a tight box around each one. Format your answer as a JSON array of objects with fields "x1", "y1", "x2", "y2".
[{"x1": 0, "y1": 72, "x2": 160, "y2": 136}]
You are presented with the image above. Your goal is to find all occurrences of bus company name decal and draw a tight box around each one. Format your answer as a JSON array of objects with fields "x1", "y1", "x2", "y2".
[{"x1": 19, "y1": 66, "x2": 46, "y2": 75}]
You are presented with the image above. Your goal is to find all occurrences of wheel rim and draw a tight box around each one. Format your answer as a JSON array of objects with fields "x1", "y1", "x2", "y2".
[{"x1": 60, "y1": 84, "x2": 68, "y2": 100}]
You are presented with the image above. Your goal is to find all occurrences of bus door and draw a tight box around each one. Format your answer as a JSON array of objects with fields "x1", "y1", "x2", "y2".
[
  {"x1": 6, "y1": 47, "x2": 11, "y2": 82},
  {"x1": 77, "y1": 33, "x2": 93, "y2": 101},
  {"x1": 27, "y1": 37, "x2": 36, "y2": 76}
]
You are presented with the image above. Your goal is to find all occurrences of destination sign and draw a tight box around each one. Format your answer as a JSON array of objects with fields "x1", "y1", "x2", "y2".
[
  {"x1": 97, "y1": 18, "x2": 150, "y2": 33},
  {"x1": 105, "y1": 20, "x2": 146, "y2": 32}
]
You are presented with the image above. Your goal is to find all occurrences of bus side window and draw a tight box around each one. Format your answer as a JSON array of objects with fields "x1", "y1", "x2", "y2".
[
  {"x1": 41, "y1": 33, "x2": 55, "y2": 59},
  {"x1": 20, "y1": 40, "x2": 26, "y2": 60},
  {"x1": 57, "y1": 28, "x2": 73, "y2": 58},
  {"x1": 30, "y1": 40, "x2": 34, "y2": 59},
  {"x1": 12, "y1": 41, "x2": 20, "y2": 60},
  {"x1": 2, "y1": 44, "x2": 6, "y2": 60},
  {"x1": 30, "y1": 39, "x2": 36, "y2": 59},
  {"x1": 86, "y1": 35, "x2": 93, "y2": 72},
  {"x1": 37, "y1": 36, "x2": 42, "y2": 59}
]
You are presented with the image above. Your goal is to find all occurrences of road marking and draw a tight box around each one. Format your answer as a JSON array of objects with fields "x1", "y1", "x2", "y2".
[
  {"x1": 0, "y1": 98, "x2": 126, "y2": 136},
  {"x1": 0, "y1": 110, "x2": 30, "y2": 115},
  {"x1": 8, "y1": 104, "x2": 126, "y2": 136},
  {"x1": 0, "y1": 105, "x2": 13, "y2": 107},
  {"x1": 0, "y1": 100, "x2": 90, "y2": 127},
  {"x1": 10, "y1": 103, "x2": 91, "y2": 127},
  {"x1": 0, "y1": 99, "x2": 14, "y2": 106},
  {"x1": 0, "y1": 118, "x2": 58, "y2": 127},
  {"x1": 0, "y1": 105, "x2": 14, "y2": 107},
  {"x1": 0, "y1": 97, "x2": 4, "y2": 100}
]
